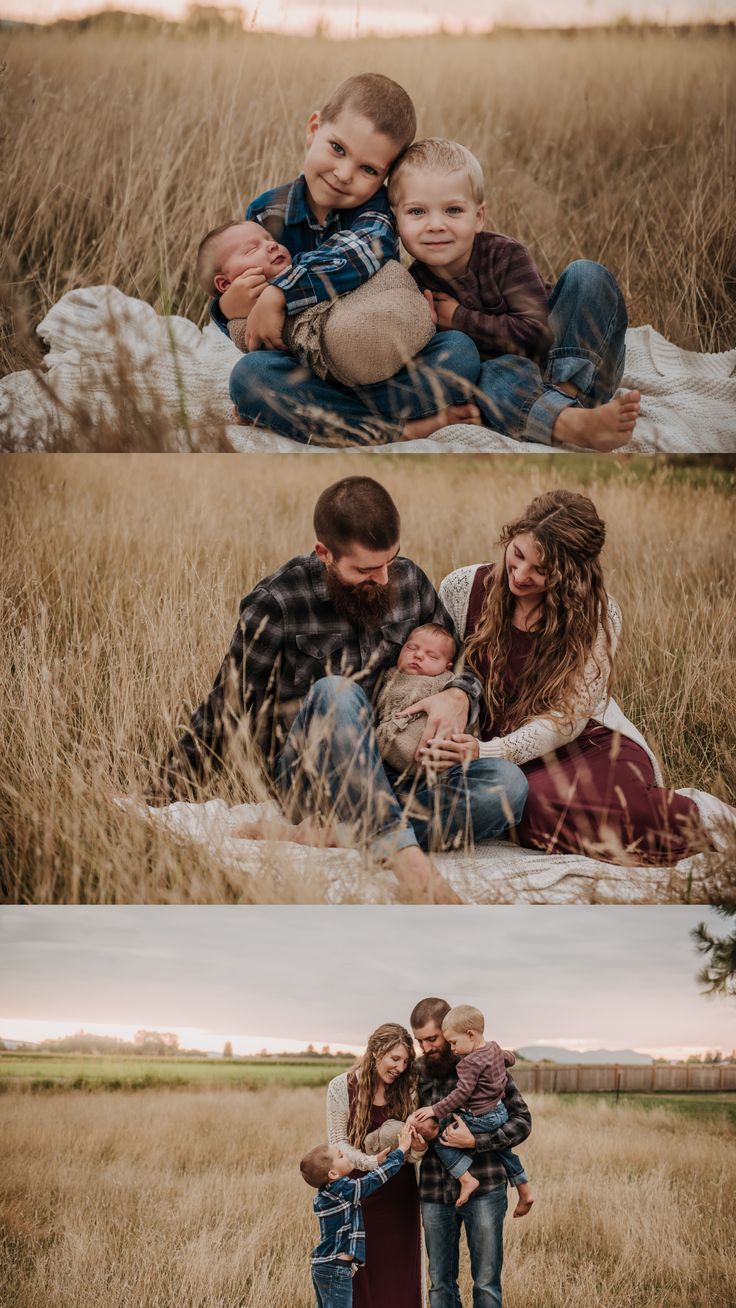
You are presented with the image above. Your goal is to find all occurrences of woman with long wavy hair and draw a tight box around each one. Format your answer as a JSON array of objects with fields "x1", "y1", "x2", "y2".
[
  {"x1": 432, "y1": 488, "x2": 725, "y2": 864},
  {"x1": 325, "y1": 1022, "x2": 422, "y2": 1307}
]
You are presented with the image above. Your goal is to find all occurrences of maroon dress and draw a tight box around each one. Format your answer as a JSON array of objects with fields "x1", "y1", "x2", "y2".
[
  {"x1": 347, "y1": 1076, "x2": 422, "y2": 1308},
  {"x1": 466, "y1": 565, "x2": 703, "y2": 866}
]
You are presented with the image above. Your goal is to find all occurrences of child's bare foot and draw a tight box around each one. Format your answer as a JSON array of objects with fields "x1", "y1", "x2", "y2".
[
  {"x1": 401, "y1": 403, "x2": 481, "y2": 442},
  {"x1": 455, "y1": 1173, "x2": 480, "y2": 1207},
  {"x1": 388, "y1": 846, "x2": 463, "y2": 904},
  {"x1": 552, "y1": 390, "x2": 640, "y2": 451},
  {"x1": 513, "y1": 1182, "x2": 534, "y2": 1217}
]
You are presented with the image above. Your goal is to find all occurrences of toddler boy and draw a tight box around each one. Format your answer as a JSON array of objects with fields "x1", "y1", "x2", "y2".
[
  {"x1": 212, "y1": 77, "x2": 481, "y2": 445},
  {"x1": 301, "y1": 1122, "x2": 413, "y2": 1306},
  {"x1": 410, "y1": 1003, "x2": 534, "y2": 1213},
  {"x1": 389, "y1": 138, "x2": 641, "y2": 451}
]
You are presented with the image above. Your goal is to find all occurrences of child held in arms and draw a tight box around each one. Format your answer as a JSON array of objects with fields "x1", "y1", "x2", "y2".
[
  {"x1": 409, "y1": 1003, "x2": 534, "y2": 1213},
  {"x1": 209, "y1": 76, "x2": 482, "y2": 447},
  {"x1": 389, "y1": 138, "x2": 641, "y2": 451}
]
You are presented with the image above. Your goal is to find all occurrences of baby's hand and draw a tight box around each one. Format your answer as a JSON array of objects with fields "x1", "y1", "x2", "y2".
[{"x1": 219, "y1": 270, "x2": 268, "y2": 320}]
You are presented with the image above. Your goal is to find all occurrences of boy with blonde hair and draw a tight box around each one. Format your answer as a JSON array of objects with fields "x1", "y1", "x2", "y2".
[
  {"x1": 389, "y1": 137, "x2": 641, "y2": 451},
  {"x1": 212, "y1": 78, "x2": 481, "y2": 446},
  {"x1": 411, "y1": 1003, "x2": 534, "y2": 1212}
]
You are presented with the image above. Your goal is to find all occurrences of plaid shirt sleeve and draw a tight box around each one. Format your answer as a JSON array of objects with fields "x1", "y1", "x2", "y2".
[
  {"x1": 157, "y1": 585, "x2": 284, "y2": 797},
  {"x1": 270, "y1": 202, "x2": 398, "y2": 315},
  {"x1": 453, "y1": 239, "x2": 553, "y2": 361}
]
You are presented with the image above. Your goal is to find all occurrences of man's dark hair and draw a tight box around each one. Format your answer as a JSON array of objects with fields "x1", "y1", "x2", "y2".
[
  {"x1": 313, "y1": 477, "x2": 401, "y2": 559},
  {"x1": 410, "y1": 997, "x2": 451, "y2": 1030}
]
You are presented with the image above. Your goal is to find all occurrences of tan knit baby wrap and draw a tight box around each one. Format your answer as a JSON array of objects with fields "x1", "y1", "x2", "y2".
[
  {"x1": 375, "y1": 667, "x2": 458, "y2": 774},
  {"x1": 227, "y1": 260, "x2": 435, "y2": 386},
  {"x1": 364, "y1": 1118, "x2": 405, "y2": 1154}
]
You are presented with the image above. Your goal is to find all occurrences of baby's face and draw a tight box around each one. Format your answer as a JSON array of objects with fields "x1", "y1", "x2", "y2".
[
  {"x1": 393, "y1": 168, "x2": 484, "y2": 276},
  {"x1": 397, "y1": 627, "x2": 454, "y2": 676},
  {"x1": 212, "y1": 222, "x2": 291, "y2": 294}
]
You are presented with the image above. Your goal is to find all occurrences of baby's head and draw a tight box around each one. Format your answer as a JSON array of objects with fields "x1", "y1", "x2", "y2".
[
  {"x1": 442, "y1": 1004, "x2": 486, "y2": 1058},
  {"x1": 397, "y1": 623, "x2": 456, "y2": 677},
  {"x1": 303, "y1": 73, "x2": 416, "y2": 216},
  {"x1": 388, "y1": 139, "x2": 486, "y2": 274},
  {"x1": 196, "y1": 220, "x2": 292, "y2": 297},
  {"x1": 300, "y1": 1143, "x2": 353, "y2": 1189}
]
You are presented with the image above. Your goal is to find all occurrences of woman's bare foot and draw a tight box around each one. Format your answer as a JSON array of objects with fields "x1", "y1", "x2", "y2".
[
  {"x1": 388, "y1": 845, "x2": 463, "y2": 904},
  {"x1": 233, "y1": 816, "x2": 339, "y2": 847},
  {"x1": 456, "y1": 1173, "x2": 480, "y2": 1207},
  {"x1": 513, "y1": 1182, "x2": 534, "y2": 1217},
  {"x1": 552, "y1": 390, "x2": 641, "y2": 451},
  {"x1": 401, "y1": 403, "x2": 482, "y2": 442}
]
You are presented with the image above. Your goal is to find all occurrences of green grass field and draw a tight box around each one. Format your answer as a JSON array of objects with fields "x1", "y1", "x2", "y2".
[{"x1": 0, "y1": 1052, "x2": 352, "y2": 1091}]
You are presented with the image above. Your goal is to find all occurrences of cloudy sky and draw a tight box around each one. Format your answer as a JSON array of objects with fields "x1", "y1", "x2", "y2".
[
  {"x1": 3, "y1": 0, "x2": 732, "y2": 34},
  {"x1": 1, "y1": 906, "x2": 733, "y2": 1059}
]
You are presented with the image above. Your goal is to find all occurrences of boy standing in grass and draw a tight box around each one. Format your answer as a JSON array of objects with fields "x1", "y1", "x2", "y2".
[
  {"x1": 301, "y1": 1123, "x2": 414, "y2": 1306},
  {"x1": 213, "y1": 75, "x2": 481, "y2": 445},
  {"x1": 389, "y1": 138, "x2": 641, "y2": 450}
]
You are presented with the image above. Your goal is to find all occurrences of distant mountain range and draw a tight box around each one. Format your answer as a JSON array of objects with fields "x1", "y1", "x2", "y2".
[{"x1": 518, "y1": 1046, "x2": 652, "y2": 1065}]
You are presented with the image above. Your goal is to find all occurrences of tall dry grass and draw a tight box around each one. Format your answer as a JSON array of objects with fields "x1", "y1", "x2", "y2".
[
  {"x1": 1, "y1": 1085, "x2": 734, "y2": 1307},
  {"x1": 1, "y1": 454, "x2": 734, "y2": 903},
  {"x1": 2, "y1": 25, "x2": 735, "y2": 382}
]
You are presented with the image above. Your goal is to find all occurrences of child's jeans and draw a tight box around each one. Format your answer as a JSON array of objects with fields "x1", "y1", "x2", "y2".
[
  {"x1": 434, "y1": 1103, "x2": 529, "y2": 1187},
  {"x1": 475, "y1": 259, "x2": 628, "y2": 445},
  {"x1": 312, "y1": 1260, "x2": 354, "y2": 1307}
]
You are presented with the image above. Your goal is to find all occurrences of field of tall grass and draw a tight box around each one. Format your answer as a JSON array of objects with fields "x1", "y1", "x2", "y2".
[
  {"x1": 1, "y1": 1085, "x2": 734, "y2": 1307},
  {"x1": 2, "y1": 23, "x2": 734, "y2": 393},
  {"x1": 1, "y1": 453, "x2": 734, "y2": 903},
  {"x1": 0, "y1": 1051, "x2": 352, "y2": 1091}
]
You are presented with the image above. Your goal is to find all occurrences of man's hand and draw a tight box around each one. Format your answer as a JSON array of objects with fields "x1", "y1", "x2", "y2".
[
  {"x1": 439, "y1": 1115, "x2": 476, "y2": 1148},
  {"x1": 245, "y1": 285, "x2": 287, "y2": 351},
  {"x1": 431, "y1": 291, "x2": 459, "y2": 330},
  {"x1": 219, "y1": 269, "x2": 269, "y2": 321},
  {"x1": 420, "y1": 732, "x2": 480, "y2": 772},
  {"x1": 412, "y1": 687, "x2": 470, "y2": 762}
]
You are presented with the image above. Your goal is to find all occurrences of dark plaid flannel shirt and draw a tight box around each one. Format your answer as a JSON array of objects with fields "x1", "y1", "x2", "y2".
[
  {"x1": 311, "y1": 1149, "x2": 404, "y2": 1266},
  {"x1": 210, "y1": 174, "x2": 398, "y2": 331},
  {"x1": 162, "y1": 552, "x2": 481, "y2": 794},
  {"x1": 417, "y1": 1055, "x2": 531, "y2": 1203},
  {"x1": 410, "y1": 229, "x2": 554, "y2": 363}
]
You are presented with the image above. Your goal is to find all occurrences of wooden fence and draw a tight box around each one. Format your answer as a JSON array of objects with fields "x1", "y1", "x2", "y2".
[{"x1": 512, "y1": 1063, "x2": 736, "y2": 1094}]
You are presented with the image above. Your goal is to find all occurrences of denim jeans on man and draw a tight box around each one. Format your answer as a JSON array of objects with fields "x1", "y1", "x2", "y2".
[
  {"x1": 422, "y1": 1183, "x2": 507, "y2": 1308},
  {"x1": 229, "y1": 330, "x2": 482, "y2": 446},
  {"x1": 274, "y1": 676, "x2": 528, "y2": 857},
  {"x1": 311, "y1": 1260, "x2": 354, "y2": 1308},
  {"x1": 434, "y1": 1103, "x2": 528, "y2": 1187},
  {"x1": 475, "y1": 259, "x2": 628, "y2": 445}
]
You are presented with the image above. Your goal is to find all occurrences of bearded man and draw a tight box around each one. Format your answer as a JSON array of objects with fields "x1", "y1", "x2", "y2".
[{"x1": 152, "y1": 476, "x2": 527, "y2": 901}]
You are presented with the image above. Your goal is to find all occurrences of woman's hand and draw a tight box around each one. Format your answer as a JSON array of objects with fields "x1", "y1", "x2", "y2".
[
  {"x1": 411, "y1": 688, "x2": 470, "y2": 762},
  {"x1": 245, "y1": 285, "x2": 287, "y2": 351},
  {"x1": 419, "y1": 733, "x2": 480, "y2": 773},
  {"x1": 439, "y1": 1115, "x2": 476, "y2": 1148},
  {"x1": 219, "y1": 269, "x2": 268, "y2": 320}
]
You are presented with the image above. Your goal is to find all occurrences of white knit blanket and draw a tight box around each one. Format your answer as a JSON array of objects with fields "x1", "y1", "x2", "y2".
[
  {"x1": 115, "y1": 796, "x2": 723, "y2": 904},
  {"x1": 2, "y1": 285, "x2": 735, "y2": 451}
]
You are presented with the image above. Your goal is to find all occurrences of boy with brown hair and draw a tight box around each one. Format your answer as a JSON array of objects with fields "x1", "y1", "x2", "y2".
[
  {"x1": 389, "y1": 137, "x2": 641, "y2": 451},
  {"x1": 211, "y1": 75, "x2": 481, "y2": 445}
]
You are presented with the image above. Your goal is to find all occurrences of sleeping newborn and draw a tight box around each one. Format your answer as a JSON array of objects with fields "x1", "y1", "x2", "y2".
[{"x1": 375, "y1": 623, "x2": 460, "y2": 774}]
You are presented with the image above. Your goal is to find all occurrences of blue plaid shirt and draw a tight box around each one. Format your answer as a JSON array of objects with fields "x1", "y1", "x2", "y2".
[
  {"x1": 210, "y1": 175, "x2": 397, "y2": 330},
  {"x1": 311, "y1": 1149, "x2": 404, "y2": 1266}
]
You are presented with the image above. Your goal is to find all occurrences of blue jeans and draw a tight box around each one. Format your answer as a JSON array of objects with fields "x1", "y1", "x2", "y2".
[
  {"x1": 422, "y1": 1184, "x2": 508, "y2": 1308},
  {"x1": 274, "y1": 677, "x2": 528, "y2": 858},
  {"x1": 311, "y1": 1260, "x2": 354, "y2": 1308},
  {"x1": 475, "y1": 259, "x2": 628, "y2": 445},
  {"x1": 229, "y1": 330, "x2": 481, "y2": 445},
  {"x1": 434, "y1": 1105, "x2": 528, "y2": 1187}
]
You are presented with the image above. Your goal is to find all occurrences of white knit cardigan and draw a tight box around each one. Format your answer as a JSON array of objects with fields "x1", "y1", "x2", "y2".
[
  {"x1": 326, "y1": 1072, "x2": 424, "y2": 1172},
  {"x1": 439, "y1": 565, "x2": 663, "y2": 782}
]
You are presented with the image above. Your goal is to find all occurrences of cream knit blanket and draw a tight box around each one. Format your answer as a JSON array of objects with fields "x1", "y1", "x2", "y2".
[{"x1": 2, "y1": 285, "x2": 734, "y2": 452}]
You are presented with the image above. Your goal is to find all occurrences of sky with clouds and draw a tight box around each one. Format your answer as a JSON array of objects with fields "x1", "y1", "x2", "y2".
[
  {"x1": 3, "y1": 0, "x2": 732, "y2": 33},
  {"x1": 1, "y1": 906, "x2": 733, "y2": 1059}
]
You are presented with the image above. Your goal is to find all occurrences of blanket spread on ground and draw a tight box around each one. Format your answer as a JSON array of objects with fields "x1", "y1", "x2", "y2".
[
  {"x1": 116, "y1": 797, "x2": 718, "y2": 904},
  {"x1": 2, "y1": 286, "x2": 735, "y2": 452}
]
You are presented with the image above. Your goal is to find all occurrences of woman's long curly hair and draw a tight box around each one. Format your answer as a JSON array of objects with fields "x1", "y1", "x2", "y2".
[
  {"x1": 348, "y1": 1023, "x2": 417, "y2": 1149},
  {"x1": 464, "y1": 489, "x2": 613, "y2": 734}
]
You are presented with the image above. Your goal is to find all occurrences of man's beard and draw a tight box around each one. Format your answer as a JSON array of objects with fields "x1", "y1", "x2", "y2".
[
  {"x1": 423, "y1": 1045, "x2": 457, "y2": 1078},
  {"x1": 326, "y1": 565, "x2": 395, "y2": 625}
]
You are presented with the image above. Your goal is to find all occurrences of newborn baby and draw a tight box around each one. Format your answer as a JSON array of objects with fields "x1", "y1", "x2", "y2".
[
  {"x1": 375, "y1": 623, "x2": 461, "y2": 774},
  {"x1": 196, "y1": 219, "x2": 435, "y2": 387},
  {"x1": 365, "y1": 1114, "x2": 439, "y2": 1155}
]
